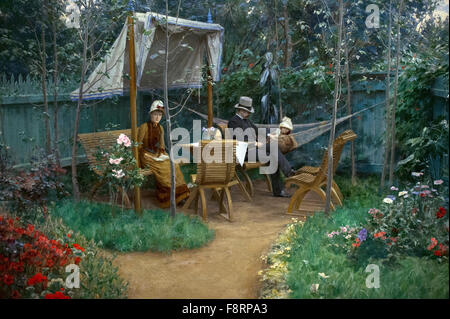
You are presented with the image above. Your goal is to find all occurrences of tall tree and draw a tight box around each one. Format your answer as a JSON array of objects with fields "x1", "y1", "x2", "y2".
[
  {"x1": 324, "y1": 0, "x2": 343, "y2": 215},
  {"x1": 388, "y1": 0, "x2": 404, "y2": 186},
  {"x1": 380, "y1": 0, "x2": 393, "y2": 191}
]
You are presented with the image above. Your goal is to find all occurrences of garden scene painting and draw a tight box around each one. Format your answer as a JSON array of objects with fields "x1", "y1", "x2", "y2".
[{"x1": 0, "y1": 0, "x2": 448, "y2": 306}]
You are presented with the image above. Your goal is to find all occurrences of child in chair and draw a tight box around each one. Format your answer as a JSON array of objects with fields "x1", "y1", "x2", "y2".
[{"x1": 268, "y1": 116, "x2": 298, "y2": 154}]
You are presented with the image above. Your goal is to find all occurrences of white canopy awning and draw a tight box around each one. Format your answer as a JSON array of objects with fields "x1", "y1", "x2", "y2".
[{"x1": 71, "y1": 12, "x2": 224, "y2": 101}]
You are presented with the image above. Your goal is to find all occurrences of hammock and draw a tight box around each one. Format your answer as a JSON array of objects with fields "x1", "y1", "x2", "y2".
[{"x1": 186, "y1": 99, "x2": 385, "y2": 149}]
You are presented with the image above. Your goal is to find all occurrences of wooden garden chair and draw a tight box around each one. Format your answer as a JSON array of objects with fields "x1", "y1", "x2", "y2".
[
  {"x1": 217, "y1": 123, "x2": 273, "y2": 198},
  {"x1": 78, "y1": 129, "x2": 153, "y2": 206},
  {"x1": 182, "y1": 139, "x2": 240, "y2": 222},
  {"x1": 284, "y1": 131, "x2": 357, "y2": 214},
  {"x1": 295, "y1": 130, "x2": 357, "y2": 204}
]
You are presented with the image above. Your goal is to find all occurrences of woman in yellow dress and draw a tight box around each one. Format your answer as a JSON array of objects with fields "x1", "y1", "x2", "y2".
[{"x1": 137, "y1": 100, "x2": 190, "y2": 208}]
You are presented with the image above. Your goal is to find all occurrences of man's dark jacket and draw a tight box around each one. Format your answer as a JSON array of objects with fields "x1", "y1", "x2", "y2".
[{"x1": 227, "y1": 114, "x2": 265, "y2": 142}]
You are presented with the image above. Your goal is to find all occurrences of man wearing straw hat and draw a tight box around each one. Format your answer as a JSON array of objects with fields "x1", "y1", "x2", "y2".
[{"x1": 227, "y1": 96, "x2": 296, "y2": 197}]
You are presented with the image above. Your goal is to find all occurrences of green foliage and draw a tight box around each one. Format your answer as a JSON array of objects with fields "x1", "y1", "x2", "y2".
[
  {"x1": 0, "y1": 150, "x2": 68, "y2": 224},
  {"x1": 395, "y1": 53, "x2": 449, "y2": 180},
  {"x1": 51, "y1": 200, "x2": 215, "y2": 252},
  {"x1": 260, "y1": 175, "x2": 448, "y2": 299},
  {"x1": 396, "y1": 119, "x2": 449, "y2": 181}
]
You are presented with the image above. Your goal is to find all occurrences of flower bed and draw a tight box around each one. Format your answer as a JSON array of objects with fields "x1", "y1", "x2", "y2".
[
  {"x1": 258, "y1": 175, "x2": 449, "y2": 299},
  {"x1": 0, "y1": 214, "x2": 128, "y2": 299}
]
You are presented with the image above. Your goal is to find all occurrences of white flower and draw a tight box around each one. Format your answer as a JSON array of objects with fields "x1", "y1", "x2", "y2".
[
  {"x1": 310, "y1": 284, "x2": 320, "y2": 293},
  {"x1": 383, "y1": 198, "x2": 393, "y2": 204},
  {"x1": 411, "y1": 172, "x2": 423, "y2": 177},
  {"x1": 390, "y1": 186, "x2": 399, "y2": 191},
  {"x1": 345, "y1": 235, "x2": 351, "y2": 239},
  {"x1": 318, "y1": 273, "x2": 329, "y2": 279},
  {"x1": 398, "y1": 191, "x2": 408, "y2": 197},
  {"x1": 112, "y1": 169, "x2": 125, "y2": 179}
]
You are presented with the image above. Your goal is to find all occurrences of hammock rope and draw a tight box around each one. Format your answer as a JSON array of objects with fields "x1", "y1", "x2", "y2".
[{"x1": 186, "y1": 98, "x2": 387, "y2": 148}]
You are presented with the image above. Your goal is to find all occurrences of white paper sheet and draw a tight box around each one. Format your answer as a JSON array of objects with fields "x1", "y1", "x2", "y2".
[{"x1": 236, "y1": 141, "x2": 248, "y2": 166}]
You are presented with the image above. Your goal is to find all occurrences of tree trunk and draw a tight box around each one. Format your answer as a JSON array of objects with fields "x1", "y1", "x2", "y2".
[
  {"x1": 380, "y1": 0, "x2": 392, "y2": 191},
  {"x1": 282, "y1": 4, "x2": 293, "y2": 68},
  {"x1": 72, "y1": 24, "x2": 89, "y2": 202},
  {"x1": 40, "y1": 3, "x2": 51, "y2": 156},
  {"x1": 389, "y1": 0, "x2": 404, "y2": 186},
  {"x1": 324, "y1": 0, "x2": 343, "y2": 216},
  {"x1": 344, "y1": 34, "x2": 356, "y2": 185},
  {"x1": 52, "y1": 20, "x2": 60, "y2": 167},
  {"x1": 274, "y1": 0, "x2": 283, "y2": 120},
  {"x1": 165, "y1": 0, "x2": 176, "y2": 217}
]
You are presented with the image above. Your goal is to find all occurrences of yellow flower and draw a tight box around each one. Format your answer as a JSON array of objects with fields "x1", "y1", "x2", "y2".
[{"x1": 318, "y1": 272, "x2": 329, "y2": 279}]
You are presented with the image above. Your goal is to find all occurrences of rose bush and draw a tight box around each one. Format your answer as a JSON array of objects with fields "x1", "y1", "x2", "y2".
[{"x1": 94, "y1": 133, "x2": 144, "y2": 207}]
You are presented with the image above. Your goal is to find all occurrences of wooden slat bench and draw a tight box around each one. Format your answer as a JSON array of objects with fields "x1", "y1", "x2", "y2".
[{"x1": 78, "y1": 129, "x2": 153, "y2": 206}]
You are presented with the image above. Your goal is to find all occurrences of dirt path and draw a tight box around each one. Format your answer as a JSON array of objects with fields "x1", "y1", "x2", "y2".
[{"x1": 112, "y1": 180, "x2": 295, "y2": 299}]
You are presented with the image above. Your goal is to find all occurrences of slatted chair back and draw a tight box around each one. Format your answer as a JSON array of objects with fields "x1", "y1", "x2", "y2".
[
  {"x1": 196, "y1": 139, "x2": 237, "y2": 186},
  {"x1": 331, "y1": 130, "x2": 357, "y2": 175}
]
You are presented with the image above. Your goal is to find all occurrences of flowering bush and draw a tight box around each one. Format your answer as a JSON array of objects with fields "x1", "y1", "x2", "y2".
[
  {"x1": 0, "y1": 215, "x2": 80, "y2": 299},
  {"x1": 327, "y1": 176, "x2": 449, "y2": 263},
  {"x1": 0, "y1": 214, "x2": 128, "y2": 299},
  {"x1": 94, "y1": 133, "x2": 144, "y2": 207}
]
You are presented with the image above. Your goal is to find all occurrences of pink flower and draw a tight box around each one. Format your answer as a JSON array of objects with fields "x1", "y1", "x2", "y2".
[
  {"x1": 109, "y1": 157, "x2": 123, "y2": 165},
  {"x1": 434, "y1": 180, "x2": 444, "y2": 185},
  {"x1": 117, "y1": 134, "x2": 131, "y2": 147},
  {"x1": 112, "y1": 169, "x2": 125, "y2": 179}
]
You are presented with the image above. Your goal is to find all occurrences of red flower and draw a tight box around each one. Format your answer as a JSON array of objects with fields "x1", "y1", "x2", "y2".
[
  {"x1": 249, "y1": 63, "x2": 254, "y2": 68},
  {"x1": 434, "y1": 250, "x2": 442, "y2": 257},
  {"x1": 223, "y1": 67, "x2": 227, "y2": 72},
  {"x1": 73, "y1": 243, "x2": 85, "y2": 252},
  {"x1": 427, "y1": 237, "x2": 438, "y2": 251},
  {"x1": 44, "y1": 291, "x2": 71, "y2": 299},
  {"x1": 75, "y1": 257, "x2": 82, "y2": 265},
  {"x1": 329, "y1": 63, "x2": 333, "y2": 69},
  {"x1": 67, "y1": 233, "x2": 71, "y2": 238},
  {"x1": 411, "y1": 208, "x2": 418, "y2": 215},
  {"x1": 401, "y1": 66, "x2": 405, "y2": 70},
  {"x1": 436, "y1": 207, "x2": 446, "y2": 219},
  {"x1": 374, "y1": 231, "x2": 387, "y2": 240},
  {"x1": 27, "y1": 272, "x2": 48, "y2": 286},
  {"x1": 3, "y1": 274, "x2": 14, "y2": 285},
  {"x1": 419, "y1": 192, "x2": 426, "y2": 198},
  {"x1": 352, "y1": 238, "x2": 361, "y2": 247},
  {"x1": 11, "y1": 290, "x2": 21, "y2": 299}
]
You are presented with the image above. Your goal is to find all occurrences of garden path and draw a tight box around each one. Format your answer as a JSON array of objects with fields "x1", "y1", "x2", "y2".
[{"x1": 110, "y1": 179, "x2": 298, "y2": 299}]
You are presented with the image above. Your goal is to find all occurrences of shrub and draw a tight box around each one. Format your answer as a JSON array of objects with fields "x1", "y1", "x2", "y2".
[
  {"x1": 50, "y1": 200, "x2": 215, "y2": 252},
  {"x1": 0, "y1": 214, "x2": 127, "y2": 299},
  {"x1": 0, "y1": 151, "x2": 68, "y2": 223}
]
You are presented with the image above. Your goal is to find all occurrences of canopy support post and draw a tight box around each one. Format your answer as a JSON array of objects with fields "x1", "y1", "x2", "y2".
[
  {"x1": 207, "y1": 63, "x2": 213, "y2": 128},
  {"x1": 127, "y1": 13, "x2": 142, "y2": 215}
]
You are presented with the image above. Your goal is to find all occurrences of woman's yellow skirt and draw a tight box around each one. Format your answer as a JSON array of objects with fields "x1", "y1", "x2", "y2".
[{"x1": 140, "y1": 151, "x2": 190, "y2": 208}]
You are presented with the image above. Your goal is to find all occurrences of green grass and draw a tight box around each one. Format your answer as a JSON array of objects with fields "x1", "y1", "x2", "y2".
[
  {"x1": 51, "y1": 200, "x2": 215, "y2": 252},
  {"x1": 284, "y1": 174, "x2": 449, "y2": 299}
]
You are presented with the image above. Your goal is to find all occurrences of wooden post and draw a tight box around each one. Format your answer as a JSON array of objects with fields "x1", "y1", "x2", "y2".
[
  {"x1": 207, "y1": 66, "x2": 213, "y2": 128},
  {"x1": 127, "y1": 13, "x2": 142, "y2": 214}
]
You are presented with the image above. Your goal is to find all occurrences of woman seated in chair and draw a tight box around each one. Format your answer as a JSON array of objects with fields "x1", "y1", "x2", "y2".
[{"x1": 137, "y1": 100, "x2": 190, "y2": 208}]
